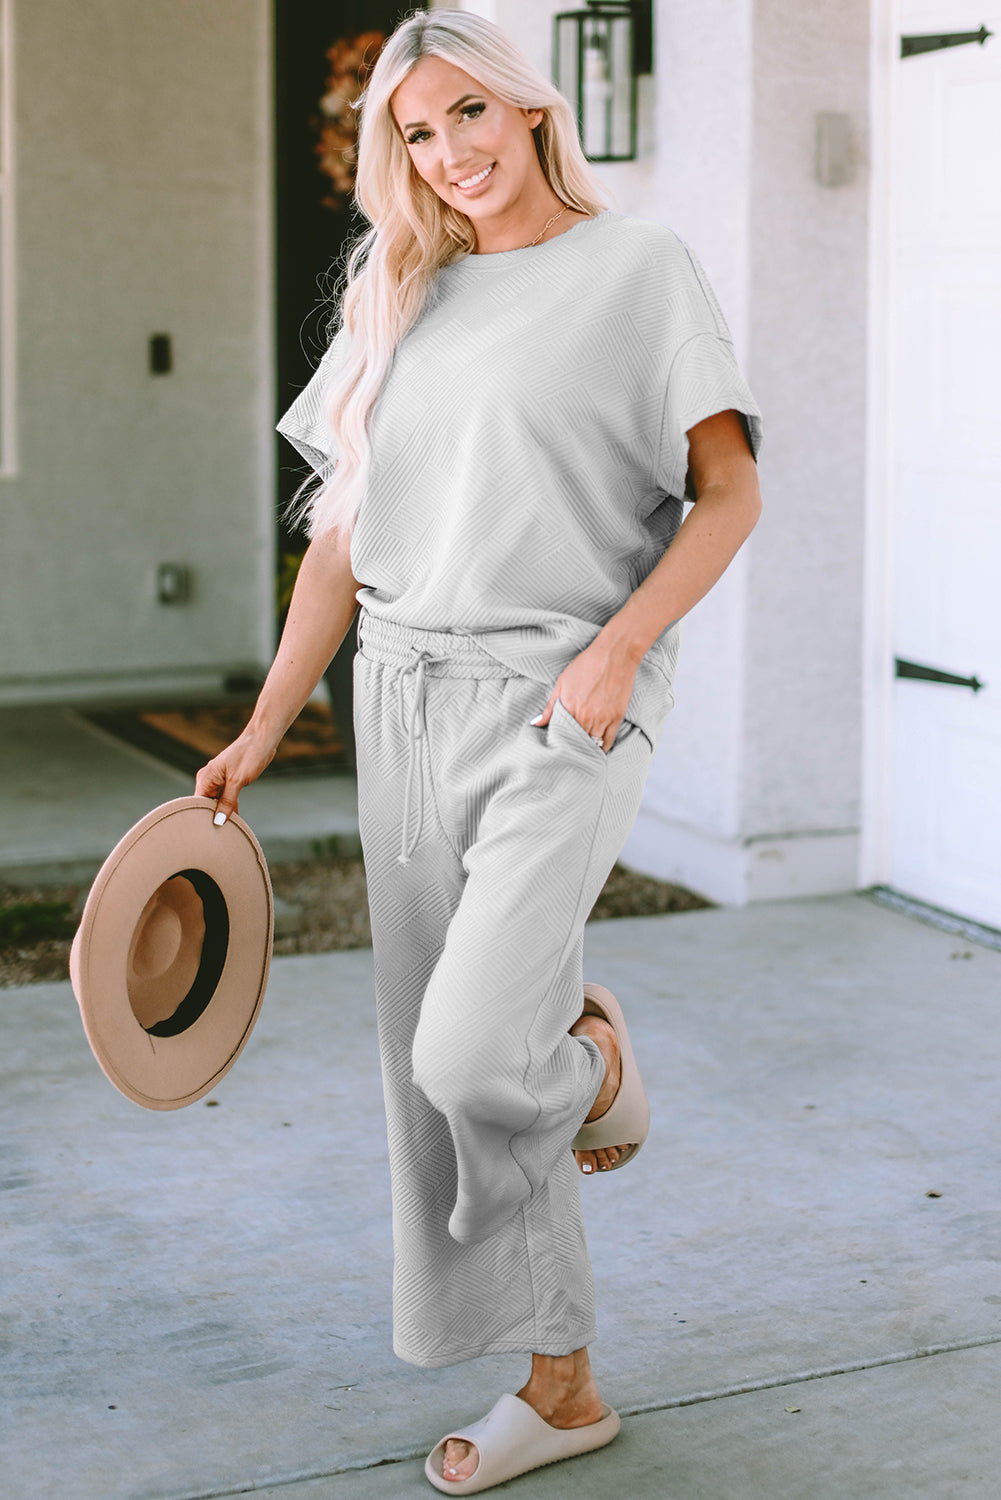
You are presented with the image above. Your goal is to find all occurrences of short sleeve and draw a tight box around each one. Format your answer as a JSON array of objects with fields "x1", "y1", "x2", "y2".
[
  {"x1": 275, "y1": 325, "x2": 350, "y2": 481},
  {"x1": 657, "y1": 330, "x2": 763, "y2": 501},
  {"x1": 652, "y1": 233, "x2": 763, "y2": 501}
]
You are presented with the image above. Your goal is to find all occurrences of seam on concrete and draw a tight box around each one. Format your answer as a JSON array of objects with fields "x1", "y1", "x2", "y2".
[
  {"x1": 158, "y1": 1332, "x2": 1001, "y2": 1500},
  {"x1": 620, "y1": 1330, "x2": 1001, "y2": 1414},
  {"x1": 866, "y1": 884, "x2": 1001, "y2": 954}
]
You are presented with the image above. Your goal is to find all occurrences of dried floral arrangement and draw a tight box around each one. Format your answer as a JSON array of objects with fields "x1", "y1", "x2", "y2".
[{"x1": 312, "y1": 31, "x2": 386, "y2": 211}]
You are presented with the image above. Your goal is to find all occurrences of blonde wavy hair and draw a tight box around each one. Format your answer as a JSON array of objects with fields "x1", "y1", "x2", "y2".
[{"x1": 292, "y1": 7, "x2": 610, "y2": 541}]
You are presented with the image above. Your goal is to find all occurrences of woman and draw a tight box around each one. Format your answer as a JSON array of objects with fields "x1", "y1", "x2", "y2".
[{"x1": 195, "y1": 9, "x2": 762, "y2": 1493}]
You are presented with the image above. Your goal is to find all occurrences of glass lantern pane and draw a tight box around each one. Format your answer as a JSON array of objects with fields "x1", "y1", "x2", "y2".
[
  {"x1": 609, "y1": 15, "x2": 634, "y2": 158},
  {"x1": 555, "y1": 17, "x2": 580, "y2": 117},
  {"x1": 580, "y1": 16, "x2": 613, "y2": 159}
]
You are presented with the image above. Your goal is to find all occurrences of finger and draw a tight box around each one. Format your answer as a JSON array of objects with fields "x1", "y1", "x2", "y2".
[
  {"x1": 194, "y1": 760, "x2": 243, "y2": 825},
  {"x1": 194, "y1": 759, "x2": 225, "y2": 799},
  {"x1": 529, "y1": 691, "x2": 558, "y2": 728},
  {"x1": 210, "y1": 776, "x2": 243, "y2": 825}
]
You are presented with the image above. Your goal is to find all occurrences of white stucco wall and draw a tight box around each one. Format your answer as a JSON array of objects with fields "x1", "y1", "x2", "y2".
[
  {"x1": 631, "y1": 0, "x2": 870, "y2": 902},
  {"x1": 627, "y1": 0, "x2": 758, "y2": 896},
  {"x1": 0, "y1": 0, "x2": 274, "y2": 703},
  {"x1": 468, "y1": 0, "x2": 871, "y2": 903},
  {"x1": 739, "y1": 0, "x2": 869, "y2": 880}
]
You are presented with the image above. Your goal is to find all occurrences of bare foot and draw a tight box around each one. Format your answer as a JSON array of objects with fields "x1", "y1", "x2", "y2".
[
  {"x1": 440, "y1": 1348, "x2": 604, "y2": 1484},
  {"x1": 570, "y1": 1012, "x2": 629, "y2": 1174},
  {"x1": 441, "y1": 1435, "x2": 479, "y2": 1484}
]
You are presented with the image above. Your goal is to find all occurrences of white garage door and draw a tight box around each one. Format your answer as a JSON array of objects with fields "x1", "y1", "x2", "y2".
[{"x1": 889, "y1": 5, "x2": 1001, "y2": 926}]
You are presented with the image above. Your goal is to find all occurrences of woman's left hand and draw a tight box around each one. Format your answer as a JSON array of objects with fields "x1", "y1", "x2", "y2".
[{"x1": 530, "y1": 635, "x2": 639, "y2": 752}]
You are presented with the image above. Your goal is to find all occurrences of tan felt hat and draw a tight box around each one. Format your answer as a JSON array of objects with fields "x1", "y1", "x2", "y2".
[{"x1": 70, "y1": 796, "x2": 273, "y2": 1111}]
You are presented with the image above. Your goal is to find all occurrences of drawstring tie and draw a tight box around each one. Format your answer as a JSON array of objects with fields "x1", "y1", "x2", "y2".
[
  {"x1": 396, "y1": 649, "x2": 444, "y2": 866},
  {"x1": 356, "y1": 611, "x2": 519, "y2": 866}
]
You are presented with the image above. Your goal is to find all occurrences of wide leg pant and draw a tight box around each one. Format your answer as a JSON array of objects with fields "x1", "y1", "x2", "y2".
[{"x1": 352, "y1": 609, "x2": 664, "y2": 1368}]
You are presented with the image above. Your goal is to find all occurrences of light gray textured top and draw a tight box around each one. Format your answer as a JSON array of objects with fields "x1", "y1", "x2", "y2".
[{"x1": 277, "y1": 209, "x2": 763, "y2": 747}]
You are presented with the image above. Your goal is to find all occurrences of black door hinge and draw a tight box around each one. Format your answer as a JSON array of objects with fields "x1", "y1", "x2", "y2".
[
  {"x1": 895, "y1": 658, "x2": 986, "y2": 692},
  {"x1": 901, "y1": 26, "x2": 993, "y2": 58}
]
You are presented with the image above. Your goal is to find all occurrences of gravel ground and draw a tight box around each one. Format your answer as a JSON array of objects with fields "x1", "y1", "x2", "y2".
[{"x1": 0, "y1": 860, "x2": 711, "y2": 988}]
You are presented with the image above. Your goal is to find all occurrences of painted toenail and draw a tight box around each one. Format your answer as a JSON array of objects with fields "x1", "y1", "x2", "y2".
[{"x1": 582, "y1": 1163, "x2": 593, "y2": 1173}]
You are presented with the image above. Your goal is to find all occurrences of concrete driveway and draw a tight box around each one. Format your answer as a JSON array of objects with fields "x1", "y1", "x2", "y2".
[{"x1": 3, "y1": 893, "x2": 1000, "y2": 1498}]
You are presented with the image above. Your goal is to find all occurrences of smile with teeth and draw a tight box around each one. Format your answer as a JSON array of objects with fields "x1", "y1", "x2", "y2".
[{"x1": 455, "y1": 162, "x2": 495, "y2": 189}]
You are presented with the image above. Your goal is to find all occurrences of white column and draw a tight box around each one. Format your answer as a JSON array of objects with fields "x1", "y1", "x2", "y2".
[{"x1": 622, "y1": 0, "x2": 871, "y2": 904}]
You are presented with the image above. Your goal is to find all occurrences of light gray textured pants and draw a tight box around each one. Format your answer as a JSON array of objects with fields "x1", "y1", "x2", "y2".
[{"x1": 352, "y1": 609, "x2": 661, "y2": 1368}]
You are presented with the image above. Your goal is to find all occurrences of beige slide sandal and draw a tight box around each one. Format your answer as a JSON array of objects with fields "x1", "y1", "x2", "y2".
[
  {"x1": 571, "y1": 981, "x2": 650, "y2": 1169},
  {"x1": 424, "y1": 1392, "x2": 620, "y2": 1494}
]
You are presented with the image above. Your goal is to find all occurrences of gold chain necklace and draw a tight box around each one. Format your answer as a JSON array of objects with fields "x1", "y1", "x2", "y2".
[{"x1": 522, "y1": 205, "x2": 569, "y2": 248}]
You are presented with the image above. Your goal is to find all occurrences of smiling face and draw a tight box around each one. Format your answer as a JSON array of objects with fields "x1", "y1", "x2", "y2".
[{"x1": 390, "y1": 54, "x2": 556, "y2": 246}]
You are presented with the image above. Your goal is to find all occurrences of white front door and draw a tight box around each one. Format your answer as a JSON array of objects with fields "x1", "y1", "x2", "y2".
[{"x1": 889, "y1": 3, "x2": 1001, "y2": 925}]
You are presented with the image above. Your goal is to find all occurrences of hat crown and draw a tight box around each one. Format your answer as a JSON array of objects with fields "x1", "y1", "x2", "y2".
[
  {"x1": 127, "y1": 875, "x2": 206, "y2": 1030},
  {"x1": 132, "y1": 901, "x2": 183, "y2": 978}
]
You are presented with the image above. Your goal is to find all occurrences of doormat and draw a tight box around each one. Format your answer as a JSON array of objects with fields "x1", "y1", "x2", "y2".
[{"x1": 83, "y1": 700, "x2": 352, "y2": 778}]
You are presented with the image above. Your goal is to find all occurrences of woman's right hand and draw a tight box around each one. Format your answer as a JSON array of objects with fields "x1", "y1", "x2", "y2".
[
  {"x1": 194, "y1": 727, "x2": 279, "y2": 824},
  {"x1": 192, "y1": 526, "x2": 361, "y2": 824}
]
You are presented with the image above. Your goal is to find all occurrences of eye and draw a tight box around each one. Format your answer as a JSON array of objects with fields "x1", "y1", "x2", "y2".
[
  {"x1": 405, "y1": 128, "x2": 430, "y2": 146},
  {"x1": 460, "y1": 102, "x2": 486, "y2": 121}
]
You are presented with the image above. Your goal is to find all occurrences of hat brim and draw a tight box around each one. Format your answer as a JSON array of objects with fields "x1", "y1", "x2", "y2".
[{"x1": 70, "y1": 796, "x2": 273, "y2": 1110}]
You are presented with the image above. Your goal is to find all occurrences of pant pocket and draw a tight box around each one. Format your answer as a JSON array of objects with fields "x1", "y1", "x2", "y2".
[
  {"x1": 553, "y1": 696, "x2": 645, "y2": 756},
  {"x1": 552, "y1": 697, "x2": 607, "y2": 757}
]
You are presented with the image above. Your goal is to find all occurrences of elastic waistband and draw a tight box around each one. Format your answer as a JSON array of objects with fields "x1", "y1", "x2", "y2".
[{"x1": 357, "y1": 609, "x2": 516, "y2": 678}]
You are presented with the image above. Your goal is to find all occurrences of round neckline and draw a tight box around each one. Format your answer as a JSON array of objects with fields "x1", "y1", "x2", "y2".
[{"x1": 442, "y1": 210, "x2": 615, "y2": 270}]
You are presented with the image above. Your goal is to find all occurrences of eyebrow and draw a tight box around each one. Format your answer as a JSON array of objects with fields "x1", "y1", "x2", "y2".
[{"x1": 401, "y1": 94, "x2": 482, "y2": 131}]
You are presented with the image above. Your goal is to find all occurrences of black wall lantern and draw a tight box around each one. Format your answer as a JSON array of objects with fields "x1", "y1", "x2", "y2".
[{"x1": 553, "y1": 0, "x2": 653, "y2": 162}]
